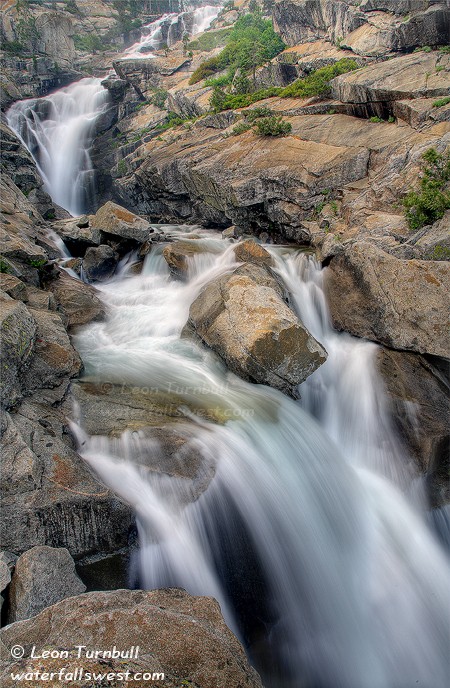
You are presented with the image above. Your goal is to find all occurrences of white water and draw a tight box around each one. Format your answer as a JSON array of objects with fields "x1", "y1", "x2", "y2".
[
  {"x1": 71, "y1": 233, "x2": 450, "y2": 688},
  {"x1": 124, "y1": 4, "x2": 221, "y2": 58},
  {"x1": 6, "y1": 78, "x2": 110, "y2": 216}
]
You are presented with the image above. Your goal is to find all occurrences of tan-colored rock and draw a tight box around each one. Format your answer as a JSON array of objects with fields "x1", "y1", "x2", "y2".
[
  {"x1": 332, "y1": 52, "x2": 450, "y2": 105},
  {"x1": 0, "y1": 589, "x2": 263, "y2": 688},
  {"x1": 162, "y1": 239, "x2": 214, "y2": 279},
  {"x1": 324, "y1": 241, "x2": 450, "y2": 358},
  {"x1": 187, "y1": 263, "x2": 327, "y2": 397},
  {"x1": 48, "y1": 270, "x2": 105, "y2": 328},
  {"x1": 7, "y1": 546, "x2": 86, "y2": 623},
  {"x1": 234, "y1": 239, "x2": 274, "y2": 267},
  {"x1": 21, "y1": 309, "x2": 82, "y2": 393},
  {"x1": 90, "y1": 201, "x2": 154, "y2": 243}
]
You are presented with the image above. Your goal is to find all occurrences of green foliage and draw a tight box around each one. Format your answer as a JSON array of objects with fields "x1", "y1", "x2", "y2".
[
  {"x1": 189, "y1": 8, "x2": 284, "y2": 85},
  {"x1": 230, "y1": 120, "x2": 252, "y2": 136},
  {"x1": 403, "y1": 148, "x2": 450, "y2": 230},
  {"x1": 433, "y1": 96, "x2": 450, "y2": 108},
  {"x1": 73, "y1": 33, "x2": 105, "y2": 53},
  {"x1": 413, "y1": 45, "x2": 432, "y2": 53},
  {"x1": 369, "y1": 116, "x2": 384, "y2": 123},
  {"x1": 188, "y1": 28, "x2": 231, "y2": 52},
  {"x1": 28, "y1": 258, "x2": 46, "y2": 269},
  {"x1": 205, "y1": 73, "x2": 232, "y2": 88},
  {"x1": 64, "y1": 1, "x2": 82, "y2": 16},
  {"x1": 439, "y1": 45, "x2": 450, "y2": 54},
  {"x1": 117, "y1": 159, "x2": 127, "y2": 176},
  {"x1": 254, "y1": 115, "x2": 291, "y2": 136},
  {"x1": 426, "y1": 244, "x2": 450, "y2": 261},
  {"x1": 150, "y1": 89, "x2": 168, "y2": 109},
  {"x1": 154, "y1": 111, "x2": 196, "y2": 133},
  {"x1": 1, "y1": 40, "x2": 27, "y2": 55},
  {"x1": 280, "y1": 59, "x2": 359, "y2": 98},
  {"x1": 245, "y1": 106, "x2": 273, "y2": 122},
  {"x1": 0, "y1": 259, "x2": 12, "y2": 274},
  {"x1": 209, "y1": 59, "x2": 358, "y2": 112}
]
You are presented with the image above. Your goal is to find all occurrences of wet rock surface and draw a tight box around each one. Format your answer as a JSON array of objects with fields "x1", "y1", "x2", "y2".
[{"x1": 187, "y1": 245, "x2": 327, "y2": 397}]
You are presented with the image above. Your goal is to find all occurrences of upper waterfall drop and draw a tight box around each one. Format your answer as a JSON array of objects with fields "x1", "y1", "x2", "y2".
[{"x1": 6, "y1": 78, "x2": 110, "y2": 217}]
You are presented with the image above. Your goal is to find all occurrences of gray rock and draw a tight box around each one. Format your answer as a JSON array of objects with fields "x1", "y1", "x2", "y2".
[
  {"x1": 90, "y1": 201, "x2": 154, "y2": 243},
  {"x1": 0, "y1": 401, "x2": 134, "y2": 559},
  {"x1": 331, "y1": 53, "x2": 450, "y2": 110},
  {"x1": 48, "y1": 269, "x2": 105, "y2": 328},
  {"x1": 187, "y1": 262, "x2": 327, "y2": 397},
  {"x1": 21, "y1": 309, "x2": 82, "y2": 393},
  {"x1": 82, "y1": 244, "x2": 119, "y2": 282},
  {"x1": 7, "y1": 546, "x2": 86, "y2": 623},
  {"x1": 1, "y1": 589, "x2": 263, "y2": 688},
  {"x1": 0, "y1": 294, "x2": 36, "y2": 409},
  {"x1": 324, "y1": 241, "x2": 450, "y2": 358},
  {"x1": 0, "y1": 560, "x2": 11, "y2": 596},
  {"x1": 377, "y1": 348, "x2": 449, "y2": 507}
]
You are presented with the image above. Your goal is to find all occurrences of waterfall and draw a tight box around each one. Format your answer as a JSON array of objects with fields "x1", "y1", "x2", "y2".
[
  {"x1": 191, "y1": 4, "x2": 221, "y2": 34},
  {"x1": 6, "y1": 78, "x2": 110, "y2": 216},
  {"x1": 71, "y1": 233, "x2": 450, "y2": 688},
  {"x1": 123, "y1": 4, "x2": 221, "y2": 57}
]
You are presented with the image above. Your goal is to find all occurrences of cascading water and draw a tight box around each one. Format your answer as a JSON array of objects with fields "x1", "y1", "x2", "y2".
[
  {"x1": 6, "y1": 78, "x2": 110, "y2": 216},
  {"x1": 123, "y1": 4, "x2": 221, "y2": 57},
  {"x1": 71, "y1": 232, "x2": 450, "y2": 688}
]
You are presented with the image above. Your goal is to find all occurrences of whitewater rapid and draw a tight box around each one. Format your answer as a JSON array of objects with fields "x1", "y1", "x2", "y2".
[{"x1": 71, "y1": 230, "x2": 450, "y2": 688}]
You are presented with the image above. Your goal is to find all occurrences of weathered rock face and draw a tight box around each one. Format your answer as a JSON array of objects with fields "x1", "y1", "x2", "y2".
[
  {"x1": 0, "y1": 589, "x2": 263, "y2": 688},
  {"x1": 273, "y1": 0, "x2": 449, "y2": 55},
  {"x1": 0, "y1": 294, "x2": 37, "y2": 409},
  {"x1": 7, "y1": 546, "x2": 86, "y2": 624},
  {"x1": 187, "y1": 250, "x2": 327, "y2": 397},
  {"x1": 324, "y1": 242, "x2": 450, "y2": 359},
  {"x1": 82, "y1": 244, "x2": 119, "y2": 282},
  {"x1": 0, "y1": 172, "x2": 134, "y2": 561},
  {"x1": 377, "y1": 347, "x2": 449, "y2": 507},
  {"x1": 47, "y1": 270, "x2": 106, "y2": 329},
  {"x1": 331, "y1": 52, "x2": 450, "y2": 118}
]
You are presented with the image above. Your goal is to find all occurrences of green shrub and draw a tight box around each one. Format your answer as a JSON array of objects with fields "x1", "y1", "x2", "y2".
[
  {"x1": 280, "y1": 59, "x2": 359, "y2": 98},
  {"x1": 403, "y1": 148, "x2": 450, "y2": 230},
  {"x1": 1, "y1": 40, "x2": 26, "y2": 55},
  {"x1": 150, "y1": 89, "x2": 168, "y2": 109},
  {"x1": 439, "y1": 45, "x2": 450, "y2": 54},
  {"x1": 189, "y1": 8, "x2": 285, "y2": 85},
  {"x1": 73, "y1": 33, "x2": 105, "y2": 53},
  {"x1": 230, "y1": 120, "x2": 252, "y2": 136},
  {"x1": 188, "y1": 28, "x2": 231, "y2": 52},
  {"x1": 205, "y1": 74, "x2": 232, "y2": 88},
  {"x1": 427, "y1": 244, "x2": 450, "y2": 261},
  {"x1": 254, "y1": 115, "x2": 291, "y2": 136},
  {"x1": 209, "y1": 59, "x2": 358, "y2": 112},
  {"x1": 117, "y1": 159, "x2": 127, "y2": 175},
  {"x1": 245, "y1": 106, "x2": 273, "y2": 122},
  {"x1": 433, "y1": 96, "x2": 450, "y2": 108},
  {"x1": 369, "y1": 116, "x2": 384, "y2": 123},
  {"x1": 0, "y1": 259, "x2": 12, "y2": 274}
]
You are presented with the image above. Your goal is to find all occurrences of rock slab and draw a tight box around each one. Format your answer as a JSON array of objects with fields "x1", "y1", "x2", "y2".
[
  {"x1": 325, "y1": 242, "x2": 450, "y2": 358},
  {"x1": 0, "y1": 589, "x2": 263, "y2": 688}
]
